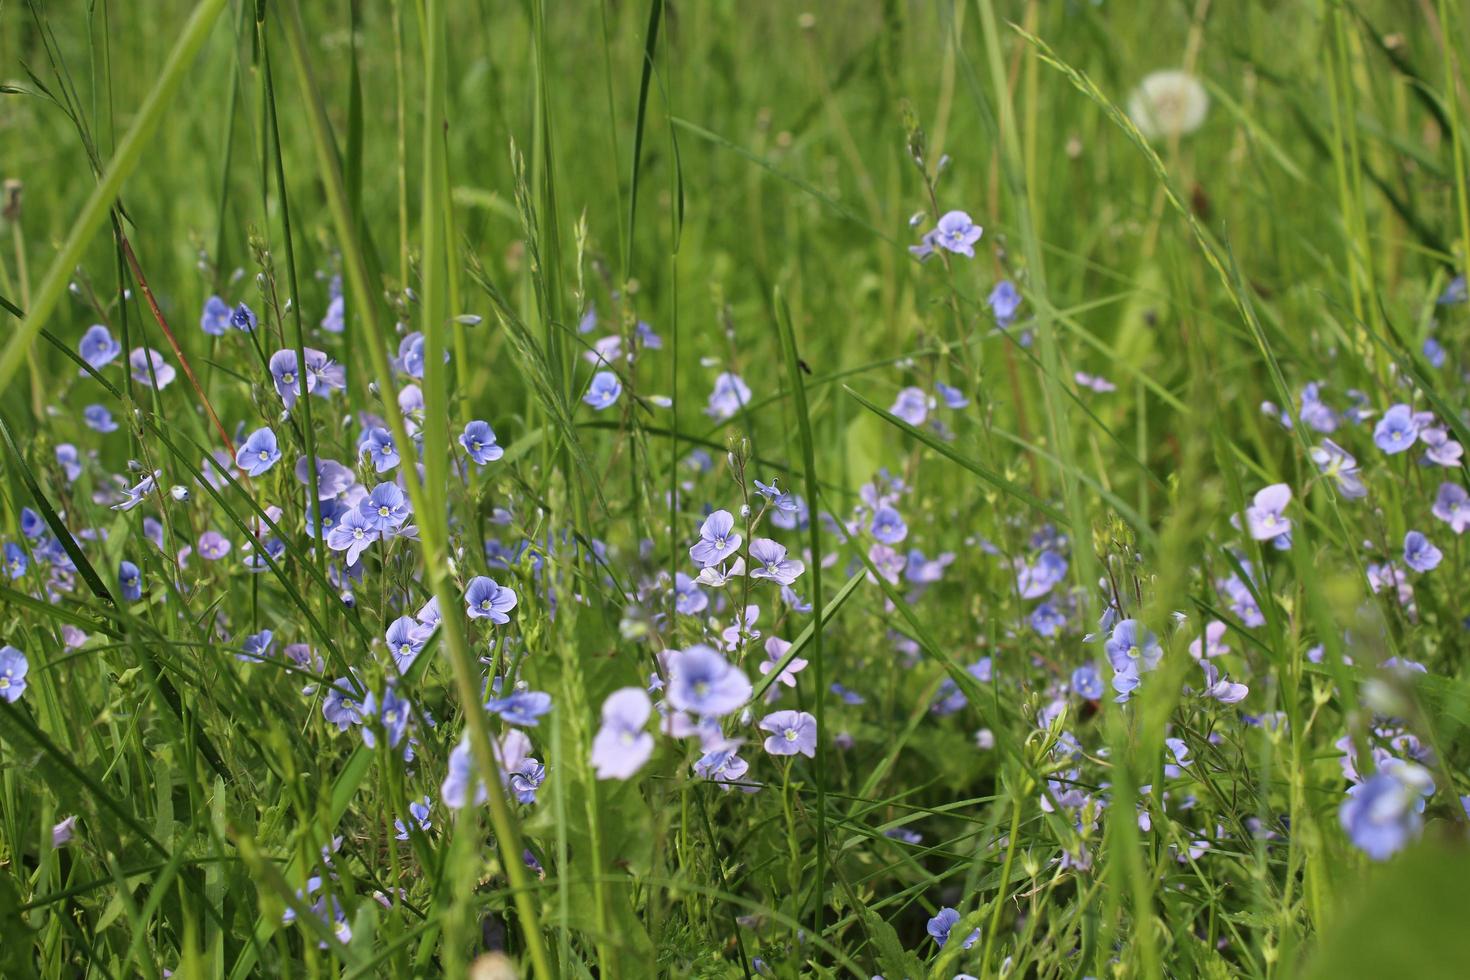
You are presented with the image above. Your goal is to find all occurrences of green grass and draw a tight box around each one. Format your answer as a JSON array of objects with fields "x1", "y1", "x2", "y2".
[{"x1": 3, "y1": 0, "x2": 1470, "y2": 976}]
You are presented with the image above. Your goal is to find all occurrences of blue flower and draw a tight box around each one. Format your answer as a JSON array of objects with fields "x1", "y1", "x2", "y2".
[
  {"x1": 4, "y1": 542, "x2": 27, "y2": 579},
  {"x1": 359, "y1": 482, "x2": 411, "y2": 532},
  {"x1": 56, "y1": 444, "x2": 81, "y2": 483},
  {"x1": 118, "y1": 560, "x2": 142, "y2": 602},
  {"x1": 1031, "y1": 601, "x2": 1067, "y2": 638},
  {"x1": 362, "y1": 687, "x2": 411, "y2": 749},
  {"x1": 1373, "y1": 404, "x2": 1419, "y2": 455},
  {"x1": 269, "y1": 349, "x2": 313, "y2": 409},
  {"x1": 705, "y1": 372, "x2": 752, "y2": 420},
  {"x1": 486, "y1": 686, "x2": 554, "y2": 727},
  {"x1": 322, "y1": 678, "x2": 366, "y2": 731},
  {"x1": 385, "y1": 615, "x2": 432, "y2": 674},
  {"x1": 1309, "y1": 440, "x2": 1366, "y2": 500},
  {"x1": 394, "y1": 797, "x2": 432, "y2": 839},
  {"x1": 927, "y1": 906, "x2": 980, "y2": 949},
  {"x1": 84, "y1": 404, "x2": 118, "y2": 433},
  {"x1": 361, "y1": 427, "x2": 400, "y2": 472},
  {"x1": 0, "y1": 646, "x2": 28, "y2": 702},
  {"x1": 230, "y1": 302, "x2": 258, "y2": 332},
  {"x1": 935, "y1": 381, "x2": 969, "y2": 409},
  {"x1": 1017, "y1": 550, "x2": 1068, "y2": 599},
  {"x1": 321, "y1": 294, "x2": 345, "y2": 334},
  {"x1": 237, "y1": 427, "x2": 282, "y2": 477},
  {"x1": 1437, "y1": 275, "x2": 1467, "y2": 305},
  {"x1": 1071, "y1": 662, "x2": 1104, "y2": 699},
  {"x1": 1433, "y1": 482, "x2": 1470, "y2": 534},
  {"x1": 1423, "y1": 337, "x2": 1446, "y2": 368},
  {"x1": 326, "y1": 508, "x2": 380, "y2": 565},
  {"x1": 934, "y1": 211, "x2": 982, "y2": 257},
  {"x1": 591, "y1": 688, "x2": 654, "y2": 780},
  {"x1": 749, "y1": 538, "x2": 805, "y2": 586},
  {"x1": 869, "y1": 506, "x2": 908, "y2": 545},
  {"x1": 672, "y1": 572, "x2": 708, "y2": 616},
  {"x1": 1403, "y1": 530, "x2": 1443, "y2": 573},
  {"x1": 583, "y1": 371, "x2": 622, "y2": 410},
  {"x1": 200, "y1": 296, "x2": 232, "y2": 335},
  {"x1": 465, "y1": 575, "x2": 518, "y2": 623},
  {"x1": 1243, "y1": 484, "x2": 1292, "y2": 541},
  {"x1": 988, "y1": 280, "x2": 1023, "y2": 327},
  {"x1": 666, "y1": 645, "x2": 751, "y2": 718},
  {"x1": 460, "y1": 420, "x2": 504, "y2": 464},
  {"x1": 690, "y1": 510, "x2": 741, "y2": 567},
  {"x1": 1340, "y1": 760, "x2": 1434, "y2": 860},
  {"x1": 889, "y1": 386, "x2": 932, "y2": 426},
  {"x1": 79, "y1": 325, "x2": 121, "y2": 370},
  {"x1": 129, "y1": 348, "x2": 176, "y2": 389},
  {"x1": 238, "y1": 629, "x2": 274, "y2": 663}
]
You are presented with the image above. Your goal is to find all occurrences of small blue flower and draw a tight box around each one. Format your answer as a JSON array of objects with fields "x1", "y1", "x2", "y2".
[
  {"x1": 118, "y1": 560, "x2": 142, "y2": 602},
  {"x1": 1071, "y1": 662, "x2": 1104, "y2": 699},
  {"x1": 927, "y1": 906, "x2": 980, "y2": 949},
  {"x1": 0, "y1": 645, "x2": 28, "y2": 702},
  {"x1": 465, "y1": 576, "x2": 518, "y2": 623},
  {"x1": 1373, "y1": 404, "x2": 1419, "y2": 455},
  {"x1": 237, "y1": 427, "x2": 282, "y2": 477},
  {"x1": 1340, "y1": 761, "x2": 1434, "y2": 860},
  {"x1": 583, "y1": 371, "x2": 622, "y2": 411},
  {"x1": 934, "y1": 211, "x2": 982, "y2": 257},
  {"x1": 4, "y1": 542, "x2": 27, "y2": 579},
  {"x1": 362, "y1": 687, "x2": 411, "y2": 749},
  {"x1": 361, "y1": 427, "x2": 400, "y2": 472},
  {"x1": 79, "y1": 325, "x2": 122, "y2": 370},
  {"x1": 1403, "y1": 530, "x2": 1443, "y2": 573},
  {"x1": 84, "y1": 404, "x2": 119, "y2": 433},
  {"x1": 486, "y1": 685, "x2": 554, "y2": 727},
  {"x1": 200, "y1": 295, "x2": 232, "y2": 335},
  {"x1": 460, "y1": 420, "x2": 504, "y2": 464},
  {"x1": 230, "y1": 302, "x2": 258, "y2": 332},
  {"x1": 359, "y1": 482, "x2": 411, "y2": 532},
  {"x1": 322, "y1": 678, "x2": 366, "y2": 731},
  {"x1": 327, "y1": 508, "x2": 381, "y2": 565},
  {"x1": 238, "y1": 629, "x2": 274, "y2": 663},
  {"x1": 988, "y1": 280, "x2": 1023, "y2": 327},
  {"x1": 869, "y1": 506, "x2": 908, "y2": 545}
]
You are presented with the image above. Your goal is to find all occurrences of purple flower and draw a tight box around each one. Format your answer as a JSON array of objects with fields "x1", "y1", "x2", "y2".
[
  {"x1": 321, "y1": 295, "x2": 345, "y2": 334},
  {"x1": 666, "y1": 644, "x2": 751, "y2": 718},
  {"x1": 460, "y1": 420, "x2": 504, "y2": 465},
  {"x1": 0, "y1": 645, "x2": 28, "y2": 703},
  {"x1": 1433, "y1": 483, "x2": 1470, "y2": 534},
  {"x1": 1298, "y1": 382, "x2": 1337, "y2": 433},
  {"x1": 200, "y1": 296, "x2": 231, "y2": 335},
  {"x1": 690, "y1": 510, "x2": 742, "y2": 567},
  {"x1": 326, "y1": 508, "x2": 380, "y2": 565},
  {"x1": 1309, "y1": 440, "x2": 1366, "y2": 500},
  {"x1": 79, "y1": 325, "x2": 121, "y2": 370},
  {"x1": 1403, "y1": 531, "x2": 1442, "y2": 573},
  {"x1": 486, "y1": 686, "x2": 553, "y2": 727},
  {"x1": 1373, "y1": 404, "x2": 1419, "y2": 454},
  {"x1": 1075, "y1": 371, "x2": 1116, "y2": 393},
  {"x1": 305, "y1": 348, "x2": 346, "y2": 396},
  {"x1": 889, "y1": 386, "x2": 932, "y2": 426},
  {"x1": 1419, "y1": 427, "x2": 1463, "y2": 467},
  {"x1": 129, "y1": 348, "x2": 176, "y2": 389},
  {"x1": 1200, "y1": 661, "x2": 1248, "y2": 704},
  {"x1": 758, "y1": 636, "x2": 808, "y2": 689},
  {"x1": 909, "y1": 228, "x2": 939, "y2": 260},
  {"x1": 51, "y1": 815, "x2": 77, "y2": 847},
  {"x1": 927, "y1": 907, "x2": 980, "y2": 949},
  {"x1": 237, "y1": 427, "x2": 282, "y2": 477},
  {"x1": 748, "y1": 538, "x2": 805, "y2": 586},
  {"x1": 1016, "y1": 550, "x2": 1068, "y2": 599},
  {"x1": 935, "y1": 381, "x2": 969, "y2": 408},
  {"x1": 360, "y1": 482, "x2": 411, "y2": 532},
  {"x1": 440, "y1": 735, "x2": 485, "y2": 808},
  {"x1": 706, "y1": 372, "x2": 753, "y2": 420},
  {"x1": 322, "y1": 678, "x2": 366, "y2": 731},
  {"x1": 4, "y1": 542, "x2": 27, "y2": 579},
  {"x1": 759, "y1": 710, "x2": 817, "y2": 758},
  {"x1": 1189, "y1": 620, "x2": 1229, "y2": 659},
  {"x1": 268, "y1": 349, "x2": 313, "y2": 408},
  {"x1": 118, "y1": 560, "x2": 142, "y2": 602},
  {"x1": 988, "y1": 280, "x2": 1022, "y2": 327},
  {"x1": 362, "y1": 687, "x2": 411, "y2": 749},
  {"x1": 1243, "y1": 484, "x2": 1291, "y2": 541},
  {"x1": 465, "y1": 575, "x2": 517, "y2": 623},
  {"x1": 84, "y1": 404, "x2": 118, "y2": 433},
  {"x1": 395, "y1": 798, "x2": 431, "y2": 840},
  {"x1": 1339, "y1": 760, "x2": 1434, "y2": 860},
  {"x1": 934, "y1": 210, "x2": 982, "y2": 257},
  {"x1": 1071, "y1": 662, "x2": 1104, "y2": 699},
  {"x1": 295, "y1": 456, "x2": 354, "y2": 500},
  {"x1": 672, "y1": 572, "x2": 708, "y2": 616},
  {"x1": 1105, "y1": 619, "x2": 1162, "y2": 700},
  {"x1": 112, "y1": 471, "x2": 159, "y2": 511},
  {"x1": 591, "y1": 687, "x2": 655, "y2": 780},
  {"x1": 869, "y1": 506, "x2": 908, "y2": 545},
  {"x1": 1438, "y1": 275, "x2": 1467, "y2": 305},
  {"x1": 584, "y1": 371, "x2": 622, "y2": 410},
  {"x1": 385, "y1": 615, "x2": 432, "y2": 674},
  {"x1": 238, "y1": 629, "x2": 274, "y2": 663},
  {"x1": 56, "y1": 444, "x2": 81, "y2": 483},
  {"x1": 230, "y1": 303, "x2": 257, "y2": 332},
  {"x1": 361, "y1": 427, "x2": 400, "y2": 473}
]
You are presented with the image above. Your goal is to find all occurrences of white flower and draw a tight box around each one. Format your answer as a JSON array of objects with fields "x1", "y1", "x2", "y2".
[{"x1": 1128, "y1": 70, "x2": 1209, "y2": 140}]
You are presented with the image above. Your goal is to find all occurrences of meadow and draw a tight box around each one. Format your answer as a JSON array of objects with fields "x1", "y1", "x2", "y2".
[{"x1": 3, "y1": 0, "x2": 1470, "y2": 976}]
